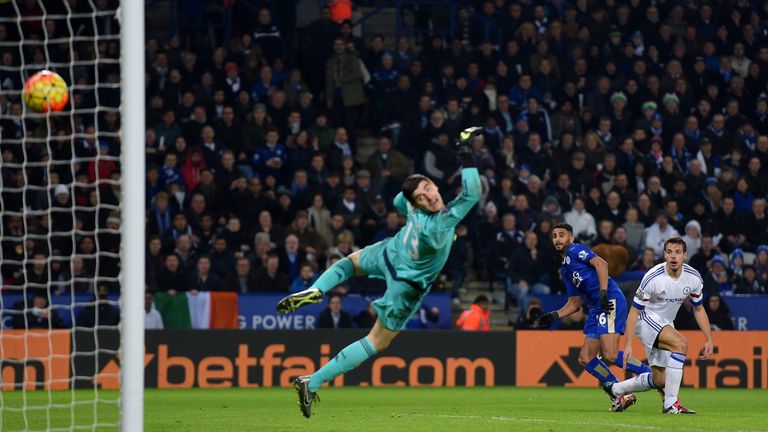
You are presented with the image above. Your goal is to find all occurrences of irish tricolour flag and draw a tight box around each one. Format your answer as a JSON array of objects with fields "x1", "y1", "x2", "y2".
[{"x1": 153, "y1": 291, "x2": 238, "y2": 329}]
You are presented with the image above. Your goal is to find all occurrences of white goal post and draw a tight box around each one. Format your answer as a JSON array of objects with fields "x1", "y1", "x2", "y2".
[
  {"x1": 0, "y1": 0, "x2": 144, "y2": 430},
  {"x1": 119, "y1": 0, "x2": 145, "y2": 431}
]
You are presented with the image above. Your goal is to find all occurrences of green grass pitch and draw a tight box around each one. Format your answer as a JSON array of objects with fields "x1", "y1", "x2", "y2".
[{"x1": 2, "y1": 387, "x2": 767, "y2": 431}]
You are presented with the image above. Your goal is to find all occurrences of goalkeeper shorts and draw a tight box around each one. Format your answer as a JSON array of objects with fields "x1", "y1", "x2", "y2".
[{"x1": 358, "y1": 239, "x2": 431, "y2": 331}]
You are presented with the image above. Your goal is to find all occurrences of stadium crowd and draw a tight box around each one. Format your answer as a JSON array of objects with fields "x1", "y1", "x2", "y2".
[{"x1": 3, "y1": 0, "x2": 768, "y2": 330}]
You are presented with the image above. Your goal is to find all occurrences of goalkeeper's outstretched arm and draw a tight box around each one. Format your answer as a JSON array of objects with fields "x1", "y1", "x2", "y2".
[
  {"x1": 438, "y1": 167, "x2": 481, "y2": 224},
  {"x1": 435, "y1": 128, "x2": 483, "y2": 227}
]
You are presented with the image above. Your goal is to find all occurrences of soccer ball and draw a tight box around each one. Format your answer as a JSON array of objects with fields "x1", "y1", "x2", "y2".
[{"x1": 23, "y1": 70, "x2": 69, "y2": 113}]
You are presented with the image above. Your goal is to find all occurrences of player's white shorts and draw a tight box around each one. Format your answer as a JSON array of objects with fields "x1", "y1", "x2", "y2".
[{"x1": 637, "y1": 309, "x2": 672, "y2": 367}]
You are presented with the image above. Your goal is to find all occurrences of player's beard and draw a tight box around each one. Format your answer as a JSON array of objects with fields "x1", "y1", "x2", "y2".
[{"x1": 553, "y1": 239, "x2": 570, "y2": 254}]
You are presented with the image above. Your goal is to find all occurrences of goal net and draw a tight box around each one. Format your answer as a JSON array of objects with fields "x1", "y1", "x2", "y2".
[{"x1": 0, "y1": 1, "x2": 143, "y2": 430}]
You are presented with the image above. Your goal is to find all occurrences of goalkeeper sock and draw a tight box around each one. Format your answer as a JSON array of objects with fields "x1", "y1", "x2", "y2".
[
  {"x1": 308, "y1": 337, "x2": 378, "y2": 393},
  {"x1": 584, "y1": 357, "x2": 618, "y2": 385},
  {"x1": 311, "y1": 257, "x2": 355, "y2": 294},
  {"x1": 617, "y1": 351, "x2": 653, "y2": 375},
  {"x1": 664, "y1": 352, "x2": 686, "y2": 408},
  {"x1": 611, "y1": 372, "x2": 655, "y2": 395}
]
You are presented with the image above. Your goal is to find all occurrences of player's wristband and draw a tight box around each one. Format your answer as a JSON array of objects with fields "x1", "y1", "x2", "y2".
[{"x1": 458, "y1": 147, "x2": 476, "y2": 168}]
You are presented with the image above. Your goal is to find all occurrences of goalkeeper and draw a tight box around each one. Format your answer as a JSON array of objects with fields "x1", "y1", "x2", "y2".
[{"x1": 277, "y1": 127, "x2": 483, "y2": 418}]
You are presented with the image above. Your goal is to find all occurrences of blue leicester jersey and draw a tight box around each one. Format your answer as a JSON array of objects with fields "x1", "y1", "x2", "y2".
[{"x1": 560, "y1": 243, "x2": 621, "y2": 310}]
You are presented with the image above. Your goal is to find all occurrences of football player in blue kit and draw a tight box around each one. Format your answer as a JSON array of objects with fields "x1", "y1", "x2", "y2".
[{"x1": 536, "y1": 223, "x2": 653, "y2": 411}]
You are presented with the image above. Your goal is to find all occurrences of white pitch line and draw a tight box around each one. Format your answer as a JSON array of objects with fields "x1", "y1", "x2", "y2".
[{"x1": 405, "y1": 413, "x2": 768, "y2": 432}]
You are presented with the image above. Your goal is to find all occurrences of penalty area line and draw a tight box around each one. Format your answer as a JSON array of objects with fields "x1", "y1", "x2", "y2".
[{"x1": 405, "y1": 413, "x2": 767, "y2": 432}]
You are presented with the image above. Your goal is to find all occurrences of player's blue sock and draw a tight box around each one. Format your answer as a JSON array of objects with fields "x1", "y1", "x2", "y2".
[
  {"x1": 311, "y1": 257, "x2": 355, "y2": 294},
  {"x1": 584, "y1": 357, "x2": 618, "y2": 384},
  {"x1": 617, "y1": 350, "x2": 652, "y2": 375},
  {"x1": 308, "y1": 337, "x2": 377, "y2": 393}
]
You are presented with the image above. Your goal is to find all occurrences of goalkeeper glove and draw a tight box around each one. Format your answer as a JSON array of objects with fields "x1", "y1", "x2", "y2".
[
  {"x1": 600, "y1": 291, "x2": 614, "y2": 315},
  {"x1": 535, "y1": 311, "x2": 559, "y2": 329},
  {"x1": 458, "y1": 126, "x2": 483, "y2": 145},
  {"x1": 456, "y1": 126, "x2": 483, "y2": 167}
]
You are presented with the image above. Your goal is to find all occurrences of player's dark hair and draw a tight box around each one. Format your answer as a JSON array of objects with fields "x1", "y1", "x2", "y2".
[
  {"x1": 402, "y1": 174, "x2": 431, "y2": 205},
  {"x1": 552, "y1": 223, "x2": 574, "y2": 234},
  {"x1": 474, "y1": 295, "x2": 489, "y2": 304},
  {"x1": 664, "y1": 236, "x2": 687, "y2": 253}
]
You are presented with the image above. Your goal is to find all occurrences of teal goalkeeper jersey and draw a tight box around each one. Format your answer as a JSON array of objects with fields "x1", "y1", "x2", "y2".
[{"x1": 384, "y1": 167, "x2": 481, "y2": 289}]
